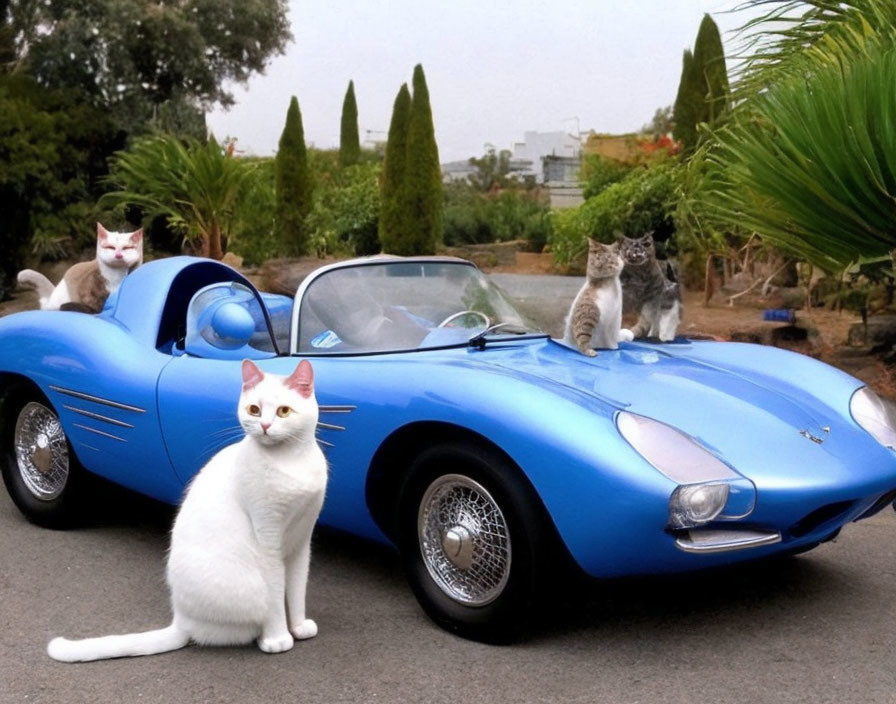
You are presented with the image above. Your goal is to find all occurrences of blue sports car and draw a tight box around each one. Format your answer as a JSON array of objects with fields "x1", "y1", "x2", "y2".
[{"x1": 2, "y1": 255, "x2": 896, "y2": 641}]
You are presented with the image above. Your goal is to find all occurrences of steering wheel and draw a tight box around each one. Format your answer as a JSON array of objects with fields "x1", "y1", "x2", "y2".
[{"x1": 437, "y1": 310, "x2": 491, "y2": 329}]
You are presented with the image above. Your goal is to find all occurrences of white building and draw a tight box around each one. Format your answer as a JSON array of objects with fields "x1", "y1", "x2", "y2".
[
  {"x1": 515, "y1": 131, "x2": 583, "y2": 208},
  {"x1": 511, "y1": 130, "x2": 580, "y2": 179},
  {"x1": 441, "y1": 130, "x2": 584, "y2": 207}
]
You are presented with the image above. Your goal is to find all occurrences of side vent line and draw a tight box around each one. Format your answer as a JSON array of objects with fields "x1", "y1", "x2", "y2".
[
  {"x1": 72, "y1": 424, "x2": 127, "y2": 443},
  {"x1": 50, "y1": 386, "x2": 146, "y2": 414},
  {"x1": 63, "y1": 405, "x2": 135, "y2": 429}
]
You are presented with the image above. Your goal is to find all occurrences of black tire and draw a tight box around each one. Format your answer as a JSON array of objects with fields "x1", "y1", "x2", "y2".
[
  {"x1": 397, "y1": 442, "x2": 556, "y2": 642},
  {"x1": 0, "y1": 384, "x2": 85, "y2": 528}
]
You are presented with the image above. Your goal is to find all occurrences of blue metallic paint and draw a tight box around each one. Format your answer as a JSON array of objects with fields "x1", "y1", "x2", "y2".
[{"x1": 1, "y1": 256, "x2": 895, "y2": 581}]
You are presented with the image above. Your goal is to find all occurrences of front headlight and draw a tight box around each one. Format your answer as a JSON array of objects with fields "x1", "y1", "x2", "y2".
[
  {"x1": 850, "y1": 386, "x2": 896, "y2": 449},
  {"x1": 669, "y1": 483, "x2": 729, "y2": 528},
  {"x1": 616, "y1": 411, "x2": 755, "y2": 528}
]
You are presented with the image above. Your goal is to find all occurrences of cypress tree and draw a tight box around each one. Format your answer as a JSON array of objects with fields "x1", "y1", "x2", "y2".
[
  {"x1": 693, "y1": 14, "x2": 729, "y2": 122},
  {"x1": 275, "y1": 96, "x2": 313, "y2": 255},
  {"x1": 672, "y1": 49, "x2": 702, "y2": 153},
  {"x1": 379, "y1": 83, "x2": 411, "y2": 253},
  {"x1": 673, "y1": 14, "x2": 729, "y2": 155},
  {"x1": 401, "y1": 63, "x2": 442, "y2": 255},
  {"x1": 339, "y1": 80, "x2": 361, "y2": 168}
]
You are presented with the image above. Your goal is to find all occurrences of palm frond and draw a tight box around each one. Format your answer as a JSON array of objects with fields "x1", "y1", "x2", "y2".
[
  {"x1": 100, "y1": 134, "x2": 257, "y2": 251},
  {"x1": 706, "y1": 40, "x2": 896, "y2": 271},
  {"x1": 729, "y1": 0, "x2": 896, "y2": 102}
]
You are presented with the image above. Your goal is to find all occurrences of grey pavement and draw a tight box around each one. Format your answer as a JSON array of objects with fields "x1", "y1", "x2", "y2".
[{"x1": 2, "y1": 486, "x2": 895, "y2": 704}]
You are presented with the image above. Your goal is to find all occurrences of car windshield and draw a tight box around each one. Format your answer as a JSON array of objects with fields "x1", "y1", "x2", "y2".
[{"x1": 291, "y1": 259, "x2": 541, "y2": 354}]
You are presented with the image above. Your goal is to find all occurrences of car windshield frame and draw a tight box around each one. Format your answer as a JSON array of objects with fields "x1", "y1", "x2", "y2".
[{"x1": 289, "y1": 256, "x2": 544, "y2": 356}]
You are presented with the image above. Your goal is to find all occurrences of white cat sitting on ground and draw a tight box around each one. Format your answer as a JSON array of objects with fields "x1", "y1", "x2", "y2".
[
  {"x1": 17, "y1": 222, "x2": 143, "y2": 313},
  {"x1": 47, "y1": 359, "x2": 328, "y2": 662}
]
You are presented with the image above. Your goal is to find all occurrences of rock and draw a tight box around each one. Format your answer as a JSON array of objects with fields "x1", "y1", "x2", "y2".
[
  {"x1": 764, "y1": 287, "x2": 808, "y2": 310},
  {"x1": 728, "y1": 324, "x2": 809, "y2": 348},
  {"x1": 440, "y1": 240, "x2": 525, "y2": 270},
  {"x1": 848, "y1": 314, "x2": 896, "y2": 349},
  {"x1": 258, "y1": 257, "x2": 337, "y2": 296},
  {"x1": 220, "y1": 252, "x2": 244, "y2": 269}
]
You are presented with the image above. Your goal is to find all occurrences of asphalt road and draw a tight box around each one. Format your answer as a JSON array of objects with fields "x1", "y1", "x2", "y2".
[
  {"x1": 2, "y1": 471, "x2": 895, "y2": 704},
  {"x1": 2, "y1": 273, "x2": 896, "y2": 704}
]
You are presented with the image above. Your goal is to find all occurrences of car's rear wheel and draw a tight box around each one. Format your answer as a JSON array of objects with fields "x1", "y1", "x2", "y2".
[
  {"x1": 398, "y1": 442, "x2": 555, "y2": 642},
  {"x1": 1, "y1": 385, "x2": 85, "y2": 528}
]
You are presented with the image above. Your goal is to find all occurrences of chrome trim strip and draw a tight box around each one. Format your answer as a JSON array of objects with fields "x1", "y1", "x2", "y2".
[
  {"x1": 72, "y1": 423, "x2": 127, "y2": 443},
  {"x1": 50, "y1": 386, "x2": 146, "y2": 414},
  {"x1": 675, "y1": 529, "x2": 782, "y2": 554},
  {"x1": 63, "y1": 405, "x2": 135, "y2": 429},
  {"x1": 317, "y1": 422, "x2": 345, "y2": 432},
  {"x1": 315, "y1": 406, "x2": 352, "y2": 448},
  {"x1": 800, "y1": 429, "x2": 825, "y2": 444}
]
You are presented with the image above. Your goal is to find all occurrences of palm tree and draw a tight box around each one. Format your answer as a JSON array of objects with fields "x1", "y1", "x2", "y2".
[
  {"x1": 700, "y1": 0, "x2": 896, "y2": 272},
  {"x1": 102, "y1": 134, "x2": 257, "y2": 259}
]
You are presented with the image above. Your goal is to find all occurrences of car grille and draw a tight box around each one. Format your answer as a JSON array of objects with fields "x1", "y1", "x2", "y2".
[
  {"x1": 788, "y1": 500, "x2": 857, "y2": 538},
  {"x1": 854, "y1": 488, "x2": 896, "y2": 522}
]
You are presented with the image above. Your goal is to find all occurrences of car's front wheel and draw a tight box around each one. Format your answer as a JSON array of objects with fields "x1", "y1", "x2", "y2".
[
  {"x1": 398, "y1": 442, "x2": 555, "y2": 642},
  {"x1": 1, "y1": 385, "x2": 85, "y2": 528}
]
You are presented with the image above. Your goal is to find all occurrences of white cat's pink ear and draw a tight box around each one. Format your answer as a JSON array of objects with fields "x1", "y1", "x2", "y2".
[
  {"x1": 286, "y1": 360, "x2": 314, "y2": 399},
  {"x1": 241, "y1": 360, "x2": 265, "y2": 390},
  {"x1": 131, "y1": 228, "x2": 143, "y2": 244},
  {"x1": 97, "y1": 222, "x2": 109, "y2": 242}
]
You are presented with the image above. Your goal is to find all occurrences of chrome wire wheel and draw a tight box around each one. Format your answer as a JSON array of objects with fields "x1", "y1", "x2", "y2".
[
  {"x1": 14, "y1": 401, "x2": 70, "y2": 501},
  {"x1": 417, "y1": 473, "x2": 512, "y2": 606}
]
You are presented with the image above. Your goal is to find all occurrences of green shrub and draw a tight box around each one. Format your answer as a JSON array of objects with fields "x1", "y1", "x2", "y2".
[
  {"x1": 306, "y1": 162, "x2": 382, "y2": 256},
  {"x1": 228, "y1": 158, "x2": 278, "y2": 265},
  {"x1": 0, "y1": 75, "x2": 118, "y2": 296},
  {"x1": 226, "y1": 153, "x2": 384, "y2": 263},
  {"x1": 442, "y1": 187, "x2": 550, "y2": 251},
  {"x1": 550, "y1": 163, "x2": 679, "y2": 265},
  {"x1": 581, "y1": 154, "x2": 632, "y2": 199}
]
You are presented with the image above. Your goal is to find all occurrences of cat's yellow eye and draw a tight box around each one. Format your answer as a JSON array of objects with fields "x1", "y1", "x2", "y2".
[
  {"x1": 247, "y1": 404, "x2": 261, "y2": 416},
  {"x1": 276, "y1": 406, "x2": 292, "y2": 418}
]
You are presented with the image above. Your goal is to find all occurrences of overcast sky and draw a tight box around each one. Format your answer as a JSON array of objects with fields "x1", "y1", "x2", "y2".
[{"x1": 206, "y1": 1, "x2": 762, "y2": 163}]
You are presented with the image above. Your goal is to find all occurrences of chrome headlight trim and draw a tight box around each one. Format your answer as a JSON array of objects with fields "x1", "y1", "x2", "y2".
[
  {"x1": 616, "y1": 411, "x2": 739, "y2": 484},
  {"x1": 669, "y1": 483, "x2": 730, "y2": 529},
  {"x1": 850, "y1": 386, "x2": 896, "y2": 450},
  {"x1": 616, "y1": 411, "x2": 756, "y2": 528}
]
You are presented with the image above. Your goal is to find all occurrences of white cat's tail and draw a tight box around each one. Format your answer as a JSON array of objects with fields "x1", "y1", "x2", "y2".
[
  {"x1": 17, "y1": 269, "x2": 55, "y2": 306},
  {"x1": 47, "y1": 624, "x2": 190, "y2": 662}
]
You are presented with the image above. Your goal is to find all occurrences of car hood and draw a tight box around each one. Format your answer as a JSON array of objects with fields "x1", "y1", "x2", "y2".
[{"x1": 483, "y1": 338, "x2": 877, "y2": 488}]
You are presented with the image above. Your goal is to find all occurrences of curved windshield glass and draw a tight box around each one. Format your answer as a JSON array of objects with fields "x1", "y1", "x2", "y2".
[{"x1": 293, "y1": 259, "x2": 539, "y2": 354}]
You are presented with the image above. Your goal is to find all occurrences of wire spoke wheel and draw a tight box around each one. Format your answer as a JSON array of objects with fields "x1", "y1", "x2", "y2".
[
  {"x1": 14, "y1": 401, "x2": 70, "y2": 501},
  {"x1": 418, "y1": 474, "x2": 511, "y2": 606},
  {"x1": 2, "y1": 385, "x2": 85, "y2": 528},
  {"x1": 399, "y1": 443, "x2": 559, "y2": 641}
]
